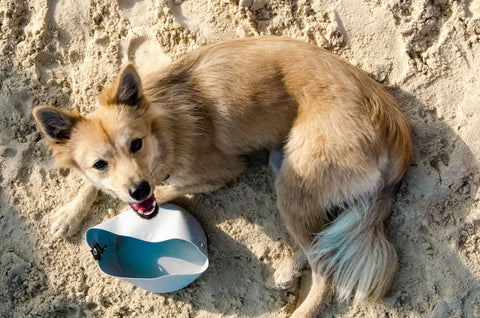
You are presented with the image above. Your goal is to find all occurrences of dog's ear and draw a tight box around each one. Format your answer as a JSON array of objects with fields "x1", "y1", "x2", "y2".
[
  {"x1": 32, "y1": 105, "x2": 82, "y2": 144},
  {"x1": 102, "y1": 63, "x2": 142, "y2": 107},
  {"x1": 98, "y1": 63, "x2": 143, "y2": 107},
  {"x1": 115, "y1": 63, "x2": 142, "y2": 106}
]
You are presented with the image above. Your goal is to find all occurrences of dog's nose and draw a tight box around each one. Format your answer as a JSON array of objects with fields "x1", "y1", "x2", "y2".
[{"x1": 129, "y1": 181, "x2": 151, "y2": 201}]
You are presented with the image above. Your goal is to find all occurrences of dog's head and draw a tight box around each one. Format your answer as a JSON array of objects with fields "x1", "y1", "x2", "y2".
[{"x1": 33, "y1": 64, "x2": 171, "y2": 218}]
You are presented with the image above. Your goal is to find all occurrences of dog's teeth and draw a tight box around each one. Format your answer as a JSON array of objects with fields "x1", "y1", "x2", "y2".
[{"x1": 142, "y1": 202, "x2": 157, "y2": 216}]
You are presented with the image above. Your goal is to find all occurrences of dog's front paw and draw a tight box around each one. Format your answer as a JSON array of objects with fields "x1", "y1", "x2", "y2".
[{"x1": 50, "y1": 203, "x2": 84, "y2": 239}]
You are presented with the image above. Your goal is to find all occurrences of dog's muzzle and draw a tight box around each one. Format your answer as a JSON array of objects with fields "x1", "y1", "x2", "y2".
[{"x1": 129, "y1": 181, "x2": 158, "y2": 219}]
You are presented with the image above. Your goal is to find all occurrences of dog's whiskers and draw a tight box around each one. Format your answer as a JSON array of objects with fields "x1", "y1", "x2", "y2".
[{"x1": 150, "y1": 157, "x2": 162, "y2": 177}]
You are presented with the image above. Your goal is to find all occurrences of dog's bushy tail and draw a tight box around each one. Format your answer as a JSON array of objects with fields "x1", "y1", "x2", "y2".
[{"x1": 309, "y1": 190, "x2": 397, "y2": 305}]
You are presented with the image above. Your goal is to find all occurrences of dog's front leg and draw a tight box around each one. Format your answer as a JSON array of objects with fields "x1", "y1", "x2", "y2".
[
  {"x1": 51, "y1": 183, "x2": 98, "y2": 238},
  {"x1": 154, "y1": 183, "x2": 224, "y2": 204},
  {"x1": 154, "y1": 153, "x2": 245, "y2": 203}
]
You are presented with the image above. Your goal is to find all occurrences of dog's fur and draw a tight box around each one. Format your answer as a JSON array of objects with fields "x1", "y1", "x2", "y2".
[{"x1": 33, "y1": 37, "x2": 412, "y2": 317}]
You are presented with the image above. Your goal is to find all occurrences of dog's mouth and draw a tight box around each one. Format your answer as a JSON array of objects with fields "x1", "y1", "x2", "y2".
[{"x1": 130, "y1": 194, "x2": 159, "y2": 219}]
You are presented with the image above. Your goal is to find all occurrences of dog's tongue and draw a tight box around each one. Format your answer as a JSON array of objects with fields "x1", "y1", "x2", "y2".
[{"x1": 130, "y1": 194, "x2": 158, "y2": 218}]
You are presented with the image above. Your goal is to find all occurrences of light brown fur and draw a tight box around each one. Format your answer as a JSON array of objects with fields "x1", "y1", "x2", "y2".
[{"x1": 33, "y1": 37, "x2": 412, "y2": 317}]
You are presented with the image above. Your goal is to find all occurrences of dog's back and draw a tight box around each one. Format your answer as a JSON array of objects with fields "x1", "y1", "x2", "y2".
[{"x1": 143, "y1": 37, "x2": 410, "y2": 174}]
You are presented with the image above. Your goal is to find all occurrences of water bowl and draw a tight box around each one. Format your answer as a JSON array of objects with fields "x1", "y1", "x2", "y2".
[{"x1": 86, "y1": 203, "x2": 208, "y2": 293}]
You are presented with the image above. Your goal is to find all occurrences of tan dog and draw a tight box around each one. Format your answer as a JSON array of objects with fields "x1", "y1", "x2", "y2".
[{"x1": 33, "y1": 37, "x2": 412, "y2": 317}]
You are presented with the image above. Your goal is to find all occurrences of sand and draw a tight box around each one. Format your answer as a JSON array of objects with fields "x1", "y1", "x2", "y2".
[{"x1": 1, "y1": 0, "x2": 480, "y2": 317}]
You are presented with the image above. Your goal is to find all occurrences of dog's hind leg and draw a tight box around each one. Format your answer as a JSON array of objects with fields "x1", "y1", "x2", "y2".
[
  {"x1": 274, "y1": 130, "x2": 395, "y2": 317},
  {"x1": 268, "y1": 248, "x2": 307, "y2": 289},
  {"x1": 267, "y1": 149, "x2": 308, "y2": 289},
  {"x1": 291, "y1": 272, "x2": 330, "y2": 318},
  {"x1": 274, "y1": 166, "x2": 332, "y2": 317}
]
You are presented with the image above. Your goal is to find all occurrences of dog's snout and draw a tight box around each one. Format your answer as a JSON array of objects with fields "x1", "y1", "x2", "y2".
[{"x1": 129, "y1": 181, "x2": 151, "y2": 201}]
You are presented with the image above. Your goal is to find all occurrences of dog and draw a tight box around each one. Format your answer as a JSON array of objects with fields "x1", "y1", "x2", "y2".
[{"x1": 33, "y1": 36, "x2": 412, "y2": 317}]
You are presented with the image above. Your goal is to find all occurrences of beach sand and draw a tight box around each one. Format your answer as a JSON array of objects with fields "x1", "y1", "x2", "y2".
[{"x1": 1, "y1": 0, "x2": 480, "y2": 317}]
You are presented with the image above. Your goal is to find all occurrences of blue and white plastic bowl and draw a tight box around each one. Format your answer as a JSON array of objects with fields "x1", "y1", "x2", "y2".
[{"x1": 86, "y1": 203, "x2": 208, "y2": 293}]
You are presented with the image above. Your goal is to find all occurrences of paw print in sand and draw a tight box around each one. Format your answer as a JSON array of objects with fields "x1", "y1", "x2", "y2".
[{"x1": 238, "y1": 0, "x2": 266, "y2": 11}]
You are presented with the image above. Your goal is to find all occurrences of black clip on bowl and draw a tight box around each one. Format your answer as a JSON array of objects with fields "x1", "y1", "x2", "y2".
[{"x1": 90, "y1": 242, "x2": 106, "y2": 261}]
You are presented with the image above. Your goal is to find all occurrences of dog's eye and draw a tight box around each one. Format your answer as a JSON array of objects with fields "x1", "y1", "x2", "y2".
[
  {"x1": 130, "y1": 138, "x2": 142, "y2": 153},
  {"x1": 93, "y1": 160, "x2": 108, "y2": 170}
]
